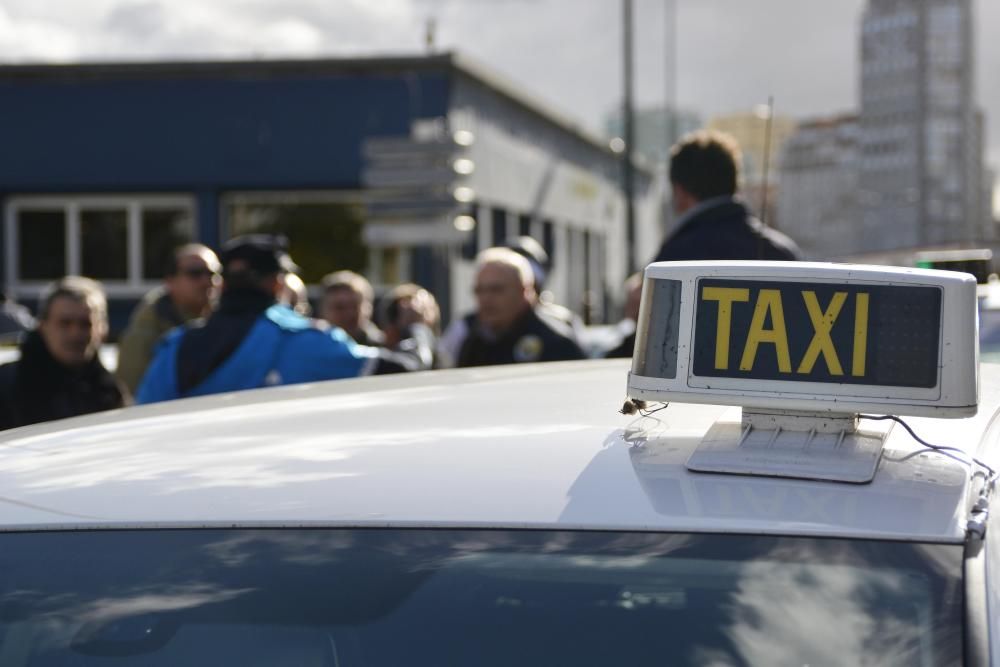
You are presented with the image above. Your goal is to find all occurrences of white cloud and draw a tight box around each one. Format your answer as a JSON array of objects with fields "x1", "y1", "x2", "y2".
[
  {"x1": 266, "y1": 18, "x2": 324, "y2": 54},
  {"x1": 0, "y1": 3, "x2": 82, "y2": 61}
]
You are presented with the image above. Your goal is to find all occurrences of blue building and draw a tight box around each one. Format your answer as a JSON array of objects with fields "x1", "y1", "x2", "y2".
[{"x1": 0, "y1": 53, "x2": 661, "y2": 330}]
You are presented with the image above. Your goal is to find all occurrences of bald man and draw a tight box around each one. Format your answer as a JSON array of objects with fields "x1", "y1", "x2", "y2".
[{"x1": 456, "y1": 248, "x2": 584, "y2": 367}]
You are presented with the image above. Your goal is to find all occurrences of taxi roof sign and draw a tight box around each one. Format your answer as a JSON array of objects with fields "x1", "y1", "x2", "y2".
[{"x1": 628, "y1": 261, "x2": 979, "y2": 418}]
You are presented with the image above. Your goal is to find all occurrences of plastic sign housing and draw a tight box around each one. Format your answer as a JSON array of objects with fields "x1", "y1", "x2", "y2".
[{"x1": 628, "y1": 261, "x2": 979, "y2": 418}]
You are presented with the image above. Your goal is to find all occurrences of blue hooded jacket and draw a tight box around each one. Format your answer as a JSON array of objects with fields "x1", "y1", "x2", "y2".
[{"x1": 137, "y1": 305, "x2": 375, "y2": 404}]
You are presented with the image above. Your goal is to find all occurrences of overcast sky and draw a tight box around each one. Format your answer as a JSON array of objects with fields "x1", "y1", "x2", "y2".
[{"x1": 1, "y1": 0, "x2": 997, "y2": 210}]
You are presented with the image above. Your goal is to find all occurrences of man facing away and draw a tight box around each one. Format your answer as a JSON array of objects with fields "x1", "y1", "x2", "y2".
[
  {"x1": 653, "y1": 130, "x2": 801, "y2": 263},
  {"x1": 137, "y1": 235, "x2": 433, "y2": 404},
  {"x1": 0, "y1": 277, "x2": 127, "y2": 430},
  {"x1": 116, "y1": 244, "x2": 221, "y2": 394},
  {"x1": 456, "y1": 248, "x2": 584, "y2": 367}
]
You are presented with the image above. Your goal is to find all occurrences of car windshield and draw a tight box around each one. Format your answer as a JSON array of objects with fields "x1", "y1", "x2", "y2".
[{"x1": 0, "y1": 529, "x2": 963, "y2": 666}]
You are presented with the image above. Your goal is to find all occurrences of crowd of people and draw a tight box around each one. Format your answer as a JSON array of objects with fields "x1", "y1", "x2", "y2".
[{"x1": 0, "y1": 129, "x2": 801, "y2": 432}]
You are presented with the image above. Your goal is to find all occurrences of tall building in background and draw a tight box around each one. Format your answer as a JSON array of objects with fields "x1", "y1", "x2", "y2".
[
  {"x1": 985, "y1": 164, "x2": 997, "y2": 228},
  {"x1": 859, "y1": 0, "x2": 986, "y2": 251},
  {"x1": 707, "y1": 111, "x2": 798, "y2": 228},
  {"x1": 777, "y1": 115, "x2": 860, "y2": 259},
  {"x1": 604, "y1": 106, "x2": 702, "y2": 166},
  {"x1": 977, "y1": 111, "x2": 996, "y2": 239}
]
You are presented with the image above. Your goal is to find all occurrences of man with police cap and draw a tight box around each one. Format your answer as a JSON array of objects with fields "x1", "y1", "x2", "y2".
[
  {"x1": 455, "y1": 247, "x2": 584, "y2": 368},
  {"x1": 438, "y1": 238, "x2": 584, "y2": 367},
  {"x1": 136, "y1": 235, "x2": 434, "y2": 403}
]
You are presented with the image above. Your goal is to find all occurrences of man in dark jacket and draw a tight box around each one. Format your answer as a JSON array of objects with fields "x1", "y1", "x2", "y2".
[
  {"x1": 116, "y1": 244, "x2": 221, "y2": 394},
  {"x1": 0, "y1": 277, "x2": 126, "y2": 431},
  {"x1": 653, "y1": 130, "x2": 801, "y2": 262},
  {"x1": 457, "y1": 248, "x2": 584, "y2": 367}
]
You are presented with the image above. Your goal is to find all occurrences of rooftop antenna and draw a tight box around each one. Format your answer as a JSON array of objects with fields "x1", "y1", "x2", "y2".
[
  {"x1": 757, "y1": 95, "x2": 775, "y2": 259},
  {"x1": 425, "y1": 17, "x2": 437, "y2": 53},
  {"x1": 664, "y1": 0, "x2": 677, "y2": 157}
]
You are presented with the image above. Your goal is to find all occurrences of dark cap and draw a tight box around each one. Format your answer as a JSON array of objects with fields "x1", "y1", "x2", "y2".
[
  {"x1": 220, "y1": 234, "x2": 300, "y2": 276},
  {"x1": 504, "y1": 236, "x2": 550, "y2": 288}
]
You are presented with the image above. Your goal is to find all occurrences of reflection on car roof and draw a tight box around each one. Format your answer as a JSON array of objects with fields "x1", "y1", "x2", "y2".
[
  {"x1": 0, "y1": 361, "x2": 1000, "y2": 541},
  {"x1": 0, "y1": 359, "x2": 994, "y2": 542}
]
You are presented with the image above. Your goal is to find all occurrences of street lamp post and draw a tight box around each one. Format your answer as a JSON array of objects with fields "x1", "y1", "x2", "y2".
[{"x1": 623, "y1": 0, "x2": 636, "y2": 273}]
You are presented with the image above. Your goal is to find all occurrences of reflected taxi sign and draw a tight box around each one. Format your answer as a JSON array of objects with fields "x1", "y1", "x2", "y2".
[{"x1": 628, "y1": 261, "x2": 979, "y2": 417}]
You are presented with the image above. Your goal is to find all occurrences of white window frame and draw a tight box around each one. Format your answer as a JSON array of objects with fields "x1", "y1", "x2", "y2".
[{"x1": 4, "y1": 194, "x2": 196, "y2": 299}]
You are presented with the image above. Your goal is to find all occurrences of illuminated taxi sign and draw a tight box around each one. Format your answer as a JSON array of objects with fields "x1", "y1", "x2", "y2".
[
  {"x1": 628, "y1": 261, "x2": 978, "y2": 418},
  {"x1": 694, "y1": 280, "x2": 940, "y2": 388}
]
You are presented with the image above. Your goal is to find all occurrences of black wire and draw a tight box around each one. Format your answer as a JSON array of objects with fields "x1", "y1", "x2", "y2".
[
  {"x1": 859, "y1": 414, "x2": 997, "y2": 479},
  {"x1": 638, "y1": 402, "x2": 669, "y2": 417}
]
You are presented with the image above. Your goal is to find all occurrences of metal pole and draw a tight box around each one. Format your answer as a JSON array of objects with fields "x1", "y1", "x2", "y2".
[
  {"x1": 758, "y1": 96, "x2": 775, "y2": 259},
  {"x1": 759, "y1": 96, "x2": 775, "y2": 227},
  {"x1": 623, "y1": 0, "x2": 636, "y2": 273},
  {"x1": 665, "y1": 0, "x2": 677, "y2": 155}
]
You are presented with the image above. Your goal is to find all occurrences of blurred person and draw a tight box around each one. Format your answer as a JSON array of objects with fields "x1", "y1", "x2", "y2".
[
  {"x1": 0, "y1": 277, "x2": 127, "y2": 430},
  {"x1": 455, "y1": 248, "x2": 584, "y2": 367},
  {"x1": 438, "y1": 238, "x2": 585, "y2": 367},
  {"x1": 0, "y1": 292, "x2": 34, "y2": 344},
  {"x1": 137, "y1": 235, "x2": 434, "y2": 404},
  {"x1": 653, "y1": 130, "x2": 801, "y2": 262},
  {"x1": 604, "y1": 273, "x2": 643, "y2": 359},
  {"x1": 319, "y1": 270, "x2": 384, "y2": 346},
  {"x1": 116, "y1": 244, "x2": 220, "y2": 394},
  {"x1": 380, "y1": 283, "x2": 440, "y2": 368},
  {"x1": 280, "y1": 273, "x2": 311, "y2": 316}
]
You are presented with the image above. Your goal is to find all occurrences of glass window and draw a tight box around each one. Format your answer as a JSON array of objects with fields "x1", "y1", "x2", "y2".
[
  {"x1": 228, "y1": 201, "x2": 365, "y2": 283},
  {"x1": 567, "y1": 226, "x2": 585, "y2": 313},
  {"x1": 460, "y1": 206, "x2": 479, "y2": 261},
  {"x1": 8, "y1": 197, "x2": 194, "y2": 289},
  {"x1": 518, "y1": 213, "x2": 532, "y2": 236},
  {"x1": 375, "y1": 247, "x2": 401, "y2": 286},
  {"x1": 490, "y1": 207, "x2": 507, "y2": 246},
  {"x1": 143, "y1": 208, "x2": 195, "y2": 280},
  {"x1": 0, "y1": 529, "x2": 963, "y2": 666},
  {"x1": 542, "y1": 220, "x2": 555, "y2": 264},
  {"x1": 17, "y1": 209, "x2": 66, "y2": 280},
  {"x1": 81, "y1": 208, "x2": 128, "y2": 280}
]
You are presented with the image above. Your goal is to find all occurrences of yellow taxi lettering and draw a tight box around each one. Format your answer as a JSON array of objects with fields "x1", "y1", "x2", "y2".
[
  {"x1": 702, "y1": 287, "x2": 750, "y2": 370},
  {"x1": 739, "y1": 289, "x2": 791, "y2": 373},
  {"x1": 797, "y1": 291, "x2": 846, "y2": 375},
  {"x1": 852, "y1": 293, "x2": 870, "y2": 377}
]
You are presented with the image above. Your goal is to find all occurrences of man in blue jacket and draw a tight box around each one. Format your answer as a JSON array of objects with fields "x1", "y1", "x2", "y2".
[
  {"x1": 137, "y1": 235, "x2": 433, "y2": 404},
  {"x1": 653, "y1": 130, "x2": 801, "y2": 263}
]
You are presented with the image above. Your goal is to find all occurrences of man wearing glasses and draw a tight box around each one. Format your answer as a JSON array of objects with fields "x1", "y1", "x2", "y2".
[
  {"x1": 116, "y1": 243, "x2": 221, "y2": 394},
  {"x1": 451, "y1": 247, "x2": 584, "y2": 368}
]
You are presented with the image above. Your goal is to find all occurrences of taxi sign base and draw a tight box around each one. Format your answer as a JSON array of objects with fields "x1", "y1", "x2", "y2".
[{"x1": 685, "y1": 409, "x2": 894, "y2": 484}]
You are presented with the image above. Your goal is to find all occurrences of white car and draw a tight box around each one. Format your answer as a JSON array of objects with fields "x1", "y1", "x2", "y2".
[{"x1": 0, "y1": 261, "x2": 993, "y2": 666}]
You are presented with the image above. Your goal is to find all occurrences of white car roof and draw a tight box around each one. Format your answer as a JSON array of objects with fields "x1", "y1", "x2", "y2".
[{"x1": 0, "y1": 359, "x2": 996, "y2": 543}]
